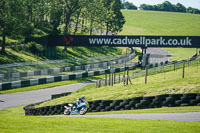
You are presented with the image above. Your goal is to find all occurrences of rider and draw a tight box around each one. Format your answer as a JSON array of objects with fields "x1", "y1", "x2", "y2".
[{"x1": 75, "y1": 95, "x2": 85, "y2": 111}]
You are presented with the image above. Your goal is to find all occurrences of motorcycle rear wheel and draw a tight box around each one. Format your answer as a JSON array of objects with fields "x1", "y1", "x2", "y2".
[{"x1": 64, "y1": 109, "x2": 71, "y2": 115}]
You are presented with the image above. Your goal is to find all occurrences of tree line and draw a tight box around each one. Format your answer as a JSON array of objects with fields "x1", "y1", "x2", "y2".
[
  {"x1": 121, "y1": 0, "x2": 200, "y2": 14},
  {"x1": 139, "y1": 1, "x2": 200, "y2": 14},
  {"x1": 0, "y1": 0, "x2": 125, "y2": 54}
]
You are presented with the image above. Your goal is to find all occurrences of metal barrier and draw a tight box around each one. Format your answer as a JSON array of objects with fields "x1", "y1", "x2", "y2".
[{"x1": 0, "y1": 53, "x2": 136, "y2": 83}]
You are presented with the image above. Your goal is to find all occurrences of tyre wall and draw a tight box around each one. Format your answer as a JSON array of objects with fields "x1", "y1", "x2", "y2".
[
  {"x1": 51, "y1": 92, "x2": 72, "y2": 99},
  {"x1": 24, "y1": 93, "x2": 200, "y2": 116}
]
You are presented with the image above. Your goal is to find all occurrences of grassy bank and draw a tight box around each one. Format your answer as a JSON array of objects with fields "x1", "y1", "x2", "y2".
[
  {"x1": 121, "y1": 10, "x2": 200, "y2": 61},
  {"x1": 0, "y1": 46, "x2": 124, "y2": 64},
  {"x1": 121, "y1": 10, "x2": 200, "y2": 36},
  {"x1": 163, "y1": 48, "x2": 197, "y2": 61},
  {"x1": 37, "y1": 63, "x2": 200, "y2": 107},
  {"x1": 0, "y1": 106, "x2": 200, "y2": 133}
]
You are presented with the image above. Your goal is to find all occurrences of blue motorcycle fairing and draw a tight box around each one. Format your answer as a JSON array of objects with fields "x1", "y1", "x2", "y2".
[{"x1": 71, "y1": 101, "x2": 88, "y2": 115}]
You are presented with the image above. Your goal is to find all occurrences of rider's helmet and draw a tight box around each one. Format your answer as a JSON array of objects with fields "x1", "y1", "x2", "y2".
[{"x1": 81, "y1": 95, "x2": 85, "y2": 100}]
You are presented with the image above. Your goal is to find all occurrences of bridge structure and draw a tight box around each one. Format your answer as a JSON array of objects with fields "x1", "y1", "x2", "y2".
[{"x1": 26, "y1": 35, "x2": 200, "y2": 65}]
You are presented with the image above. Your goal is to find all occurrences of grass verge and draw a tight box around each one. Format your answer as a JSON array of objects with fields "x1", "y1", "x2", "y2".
[
  {"x1": 87, "y1": 106, "x2": 200, "y2": 115},
  {"x1": 163, "y1": 48, "x2": 197, "y2": 61},
  {"x1": 0, "y1": 106, "x2": 200, "y2": 133}
]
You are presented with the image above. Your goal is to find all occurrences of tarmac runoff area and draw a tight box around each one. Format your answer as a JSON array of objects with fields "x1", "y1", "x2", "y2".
[
  {"x1": 52, "y1": 112, "x2": 200, "y2": 122},
  {"x1": 0, "y1": 81, "x2": 94, "y2": 110}
]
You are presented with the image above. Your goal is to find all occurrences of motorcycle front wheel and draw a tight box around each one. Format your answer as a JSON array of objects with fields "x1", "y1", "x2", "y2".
[{"x1": 80, "y1": 108, "x2": 88, "y2": 115}]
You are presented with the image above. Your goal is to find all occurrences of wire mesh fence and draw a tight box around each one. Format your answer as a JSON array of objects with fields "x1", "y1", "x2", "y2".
[{"x1": 96, "y1": 56, "x2": 200, "y2": 88}]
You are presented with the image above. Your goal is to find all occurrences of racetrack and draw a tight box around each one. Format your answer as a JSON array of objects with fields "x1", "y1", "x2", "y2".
[
  {"x1": 53, "y1": 112, "x2": 200, "y2": 122},
  {"x1": 0, "y1": 81, "x2": 94, "y2": 110}
]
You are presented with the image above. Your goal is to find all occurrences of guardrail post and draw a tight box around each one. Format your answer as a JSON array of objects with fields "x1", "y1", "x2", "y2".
[
  {"x1": 109, "y1": 73, "x2": 111, "y2": 86},
  {"x1": 126, "y1": 70, "x2": 129, "y2": 85},
  {"x1": 182, "y1": 61, "x2": 185, "y2": 78},
  {"x1": 119, "y1": 72, "x2": 120, "y2": 83},
  {"x1": 145, "y1": 66, "x2": 148, "y2": 84},
  {"x1": 105, "y1": 74, "x2": 107, "y2": 86},
  {"x1": 96, "y1": 81, "x2": 98, "y2": 88},
  {"x1": 114, "y1": 73, "x2": 116, "y2": 84},
  {"x1": 174, "y1": 63, "x2": 176, "y2": 71},
  {"x1": 111, "y1": 73, "x2": 113, "y2": 86}
]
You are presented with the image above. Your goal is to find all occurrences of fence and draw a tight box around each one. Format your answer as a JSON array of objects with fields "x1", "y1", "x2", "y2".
[
  {"x1": 96, "y1": 55, "x2": 200, "y2": 88},
  {"x1": 0, "y1": 59, "x2": 138, "y2": 91},
  {"x1": 0, "y1": 53, "x2": 136, "y2": 83}
]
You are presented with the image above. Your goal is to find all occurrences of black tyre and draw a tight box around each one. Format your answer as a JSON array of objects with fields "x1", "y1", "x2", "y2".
[
  {"x1": 175, "y1": 100, "x2": 182, "y2": 106},
  {"x1": 189, "y1": 100, "x2": 197, "y2": 106},
  {"x1": 182, "y1": 93, "x2": 197, "y2": 99},
  {"x1": 128, "y1": 101, "x2": 138, "y2": 106},
  {"x1": 101, "y1": 100, "x2": 112, "y2": 106},
  {"x1": 105, "y1": 106, "x2": 112, "y2": 111},
  {"x1": 169, "y1": 94, "x2": 182, "y2": 100},
  {"x1": 196, "y1": 96, "x2": 200, "y2": 102},
  {"x1": 143, "y1": 96, "x2": 155, "y2": 101},
  {"x1": 135, "y1": 103, "x2": 144, "y2": 109},
  {"x1": 125, "y1": 105, "x2": 131, "y2": 110},
  {"x1": 140, "y1": 100, "x2": 151, "y2": 105},
  {"x1": 64, "y1": 109, "x2": 71, "y2": 115},
  {"x1": 95, "y1": 106, "x2": 102, "y2": 112},
  {"x1": 132, "y1": 97, "x2": 143, "y2": 102},
  {"x1": 163, "y1": 97, "x2": 174, "y2": 105},
  {"x1": 80, "y1": 108, "x2": 88, "y2": 115},
  {"x1": 114, "y1": 106, "x2": 121, "y2": 110}
]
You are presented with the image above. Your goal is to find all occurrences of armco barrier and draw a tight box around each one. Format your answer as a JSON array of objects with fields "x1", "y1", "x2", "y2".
[
  {"x1": 0, "y1": 53, "x2": 136, "y2": 82},
  {"x1": 24, "y1": 93, "x2": 200, "y2": 116},
  {"x1": 0, "y1": 64, "x2": 137, "y2": 91}
]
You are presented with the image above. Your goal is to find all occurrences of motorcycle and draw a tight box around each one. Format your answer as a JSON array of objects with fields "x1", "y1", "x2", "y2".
[{"x1": 64, "y1": 101, "x2": 89, "y2": 115}]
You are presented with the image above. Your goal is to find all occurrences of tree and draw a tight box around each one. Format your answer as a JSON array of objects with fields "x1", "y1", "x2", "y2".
[
  {"x1": 187, "y1": 7, "x2": 200, "y2": 14},
  {"x1": 159, "y1": 1, "x2": 177, "y2": 12},
  {"x1": 86, "y1": 0, "x2": 106, "y2": 35},
  {"x1": 49, "y1": 1, "x2": 63, "y2": 34},
  {"x1": 176, "y1": 3, "x2": 186, "y2": 12},
  {"x1": 0, "y1": 0, "x2": 29, "y2": 54},
  {"x1": 122, "y1": 1, "x2": 137, "y2": 10},
  {"x1": 103, "y1": 0, "x2": 125, "y2": 35},
  {"x1": 63, "y1": 0, "x2": 87, "y2": 35}
]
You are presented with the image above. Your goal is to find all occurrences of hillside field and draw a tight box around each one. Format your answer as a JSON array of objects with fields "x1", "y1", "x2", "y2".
[
  {"x1": 121, "y1": 10, "x2": 200, "y2": 60},
  {"x1": 121, "y1": 10, "x2": 200, "y2": 36}
]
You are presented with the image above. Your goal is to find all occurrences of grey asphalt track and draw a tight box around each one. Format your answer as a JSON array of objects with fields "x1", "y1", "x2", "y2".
[
  {"x1": 146, "y1": 48, "x2": 171, "y2": 56},
  {"x1": 58, "y1": 112, "x2": 200, "y2": 121},
  {"x1": 0, "y1": 81, "x2": 94, "y2": 110}
]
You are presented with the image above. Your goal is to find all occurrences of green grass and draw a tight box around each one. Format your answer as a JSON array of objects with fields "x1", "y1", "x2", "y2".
[
  {"x1": 0, "y1": 48, "x2": 46, "y2": 64},
  {"x1": 38, "y1": 64, "x2": 200, "y2": 107},
  {"x1": 0, "y1": 46, "x2": 124, "y2": 64},
  {"x1": 163, "y1": 48, "x2": 197, "y2": 61},
  {"x1": 0, "y1": 106, "x2": 200, "y2": 133},
  {"x1": 88, "y1": 106, "x2": 200, "y2": 115},
  {"x1": 121, "y1": 10, "x2": 200, "y2": 61},
  {"x1": 121, "y1": 10, "x2": 200, "y2": 36}
]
